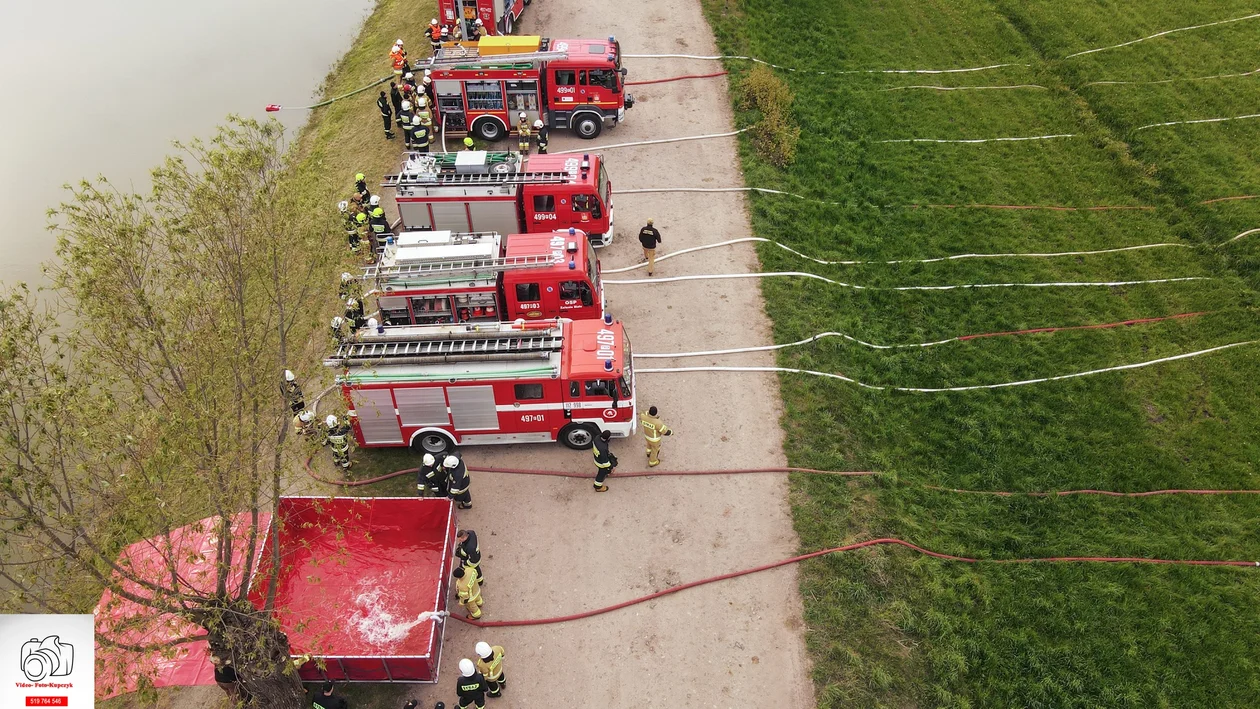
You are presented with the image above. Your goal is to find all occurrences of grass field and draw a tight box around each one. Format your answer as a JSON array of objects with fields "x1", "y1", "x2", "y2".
[{"x1": 700, "y1": 1, "x2": 1260, "y2": 706}]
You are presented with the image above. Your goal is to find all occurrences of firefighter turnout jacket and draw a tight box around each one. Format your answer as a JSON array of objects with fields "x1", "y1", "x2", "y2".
[
  {"x1": 592, "y1": 436, "x2": 616, "y2": 470},
  {"x1": 476, "y1": 645, "x2": 505, "y2": 682},
  {"x1": 456, "y1": 670, "x2": 488, "y2": 708},
  {"x1": 456, "y1": 564, "x2": 482, "y2": 608},
  {"x1": 640, "y1": 412, "x2": 672, "y2": 441},
  {"x1": 456, "y1": 530, "x2": 481, "y2": 568}
]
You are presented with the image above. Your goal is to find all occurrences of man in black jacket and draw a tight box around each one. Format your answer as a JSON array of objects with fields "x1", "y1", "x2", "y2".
[
  {"x1": 455, "y1": 529, "x2": 484, "y2": 583},
  {"x1": 638, "y1": 218, "x2": 662, "y2": 276},
  {"x1": 312, "y1": 681, "x2": 348, "y2": 709},
  {"x1": 592, "y1": 429, "x2": 617, "y2": 492},
  {"x1": 377, "y1": 91, "x2": 395, "y2": 139},
  {"x1": 455, "y1": 659, "x2": 487, "y2": 709}
]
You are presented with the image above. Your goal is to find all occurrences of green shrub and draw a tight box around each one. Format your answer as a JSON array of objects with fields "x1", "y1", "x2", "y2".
[{"x1": 737, "y1": 64, "x2": 800, "y2": 167}]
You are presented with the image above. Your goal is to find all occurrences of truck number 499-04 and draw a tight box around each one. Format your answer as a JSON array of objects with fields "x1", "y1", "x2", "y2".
[{"x1": 521, "y1": 413, "x2": 547, "y2": 423}]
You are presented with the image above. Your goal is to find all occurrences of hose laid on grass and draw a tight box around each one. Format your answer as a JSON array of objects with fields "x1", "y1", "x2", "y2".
[
  {"x1": 638, "y1": 340, "x2": 1260, "y2": 392},
  {"x1": 617, "y1": 186, "x2": 1156, "y2": 212},
  {"x1": 266, "y1": 75, "x2": 392, "y2": 112},
  {"x1": 624, "y1": 54, "x2": 1030, "y2": 76},
  {"x1": 601, "y1": 236, "x2": 1190, "y2": 273},
  {"x1": 603, "y1": 271, "x2": 1214, "y2": 291},
  {"x1": 879, "y1": 133, "x2": 1077, "y2": 144},
  {"x1": 927, "y1": 486, "x2": 1260, "y2": 498},
  {"x1": 551, "y1": 129, "x2": 748, "y2": 155},
  {"x1": 451, "y1": 538, "x2": 1259, "y2": 627},
  {"x1": 1064, "y1": 12, "x2": 1260, "y2": 59},
  {"x1": 626, "y1": 71, "x2": 728, "y2": 86},
  {"x1": 633, "y1": 312, "x2": 1210, "y2": 356},
  {"x1": 1135, "y1": 112, "x2": 1260, "y2": 132}
]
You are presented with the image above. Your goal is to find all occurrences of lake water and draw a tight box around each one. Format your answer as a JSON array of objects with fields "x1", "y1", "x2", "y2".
[{"x1": 0, "y1": 0, "x2": 374, "y2": 286}]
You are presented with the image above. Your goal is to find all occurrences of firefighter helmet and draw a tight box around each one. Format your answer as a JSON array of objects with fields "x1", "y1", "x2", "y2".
[
  {"x1": 475, "y1": 641, "x2": 492, "y2": 658},
  {"x1": 355, "y1": 172, "x2": 365, "y2": 182},
  {"x1": 533, "y1": 119, "x2": 543, "y2": 129},
  {"x1": 367, "y1": 317, "x2": 378, "y2": 331},
  {"x1": 423, "y1": 453, "x2": 435, "y2": 466},
  {"x1": 284, "y1": 369, "x2": 295, "y2": 382},
  {"x1": 395, "y1": 38, "x2": 404, "y2": 46},
  {"x1": 331, "y1": 316, "x2": 344, "y2": 328},
  {"x1": 412, "y1": 114, "x2": 423, "y2": 126},
  {"x1": 404, "y1": 72, "x2": 414, "y2": 80},
  {"x1": 401, "y1": 100, "x2": 412, "y2": 111},
  {"x1": 422, "y1": 75, "x2": 432, "y2": 85},
  {"x1": 463, "y1": 137, "x2": 475, "y2": 147},
  {"x1": 369, "y1": 194, "x2": 381, "y2": 206},
  {"x1": 459, "y1": 659, "x2": 475, "y2": 677},
  {"x1": 325, "y1": 415, "x2": 338, "y2": 428},
  {"x1": 475, "y1": 18, "x2": 483, "y2": 26},
  {"x1": 356, "y1": 212, "x2": 368, "y2": 224},
  {"x1": 416, "y1": 96, "x2": 428, "y2": 107},
  {"x1": 518, "y1": 111, "x2": 526, "y2": 120},
  {"x1": 299, "y1": 411, "x2": 314, "y2": 423},
  {"x1": 346, "y1": 297, "x2": 359, "y2": 307},
  {"x1": 443, "y1": 455, "x2": 459, "y2": 468},
  {"x1": 337, "y1": 200, "x2": 348, "y2": 213},
  {"x1": 430, "y1": 18, "x2": 438, "y2": 25},
  {"x1": 341, "y1": 272, "x2": 353, "y2": 282}
]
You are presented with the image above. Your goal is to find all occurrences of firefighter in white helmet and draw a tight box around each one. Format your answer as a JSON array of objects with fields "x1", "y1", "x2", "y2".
[
  {"x1": 468, "y1": 18, "x2": 484, "y2": 42},
  {"x1": 281, "y1": 370, "x2": 304, "y2": 414},
  {"x1": 532, "y1": 119, "x2": 548, "y2": 154},
  {"x1": 329, "y1": 315, "x2": 348, "y2": 344},
  {"x1": 474, "y1": 641, "x2": 505, "y2": 698},
  {"x1": 292, "y1": 410, "x2": 316, "y2": 437},
  {"x1": 427, "y1": 19, "x2": 442, "y2": 53},
  {"x1": 516, "y1": 112, "x2": 531, "y2": 154},
  {"x1": 324, "y1": 414, "x2": 353, "y2": 469},
  {"x1": 442, "y1": 453, "x2": 472, "y2": 509},
  {"x1": 416, "y1": 453, "x2": 436, "y2": 495},
  {"x1": 454, "y1": 657, "x2": 487, "y2": 709},
  {"x1": 345, "y1": 296, "x2": 365, "y2": 329},
  {"x1": 338, "y1": 271, "x2": 355, "y2": 301},
  {"x1": 337, "y1": 201, "x2": 357, "y2": 240}
]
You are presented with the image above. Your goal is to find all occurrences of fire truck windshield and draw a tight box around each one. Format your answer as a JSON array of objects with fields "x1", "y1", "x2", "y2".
[{"x1": 598, "y1": 164, "x2": 609, "y2": 204}]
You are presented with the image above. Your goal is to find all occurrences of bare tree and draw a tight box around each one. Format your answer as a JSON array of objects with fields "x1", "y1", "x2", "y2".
[{"x1": 1, "y1": 117, "x2": 340, "y2": 708}]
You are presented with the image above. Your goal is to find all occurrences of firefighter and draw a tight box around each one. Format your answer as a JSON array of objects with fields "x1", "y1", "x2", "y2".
[
  {"x1": 390, "y1": 81, "x2": 403, "y2": 117},
  {"x1": 474, "y1": 642, "x2": 505, "y2": 698},
  {"x1": 592, "y1": 429, "x2": 617, "y2": 492},
  {"x1": 639, "y1": 405, "x2": 673, "y2": 467},
  {"x1": 533, "y1": 119, "x2": 548, "y2": 154},
  {"x1": 338, "y1": 272, "x2": 356, "y2": 302},
  {"x1": 638, "y1": 218, "x2": 663, "y2": 276},
  {"x1": 349, "y1": 191, "x2": 366, "y2": 217},
  {"x1": 354, "y1": 173, "x2": 371, "y2": 205},
  {"x1": 313, "y1": 681, "x2": 348, "y2": 709},
  {"x1": 455, "y1": 529, "x2": 484, "y2": 583},
  {"x1": 516, "y1": 112, "x2": 531, "y2": 153},
  {"x1": 411, "y1": 117, "x2": 431, "y2": 154},
  {"x1": 338, "y1": 201, "x2": 357, "y2": 241},
  {"x1": 444, "y1": 454, "x2": 472, "y2": 509},
  {"x1": 281, "y1": 370, "x2": 305, "y2": 414},
  {"x1": 325, "y1": 415, "x2": 353, "y2": 469},
  {"x1": 351, "y1": 213, "x2": 368, "y2": 253},
  {"x1": 345, "y1": 297, "x2": 366, "y2": 328},
  {"x1": 463, "y1": 137, "x2": 477, "y2": 151},
  {"x1": 454, "y1": 566, "x2": 483, "y2": 620},
  {"x1": 391, "y1": 39, "x2": 409, "y2": 77},
  {"x1": 422, "y1": 453, "x2": 450, "y2": 496},
  {"x1": 369, "y1": 205, "x2": 389, "y2": 251},
  {"x1": 468, "y1": 18, "x2": 484, "y2": 42},
  {"x1": 422, "y1": 72, "x2": 435, "y2": 107},
  {"x1": 426, "y1": 19, "x2": 443, "y2": 53},
  {"x1": 377, "y1": 91, "x2": 395, "y2": 139},
  {"x1": 330, "y1": 315, "x2": 349, "y2": 344},
  {"x1": 415, "y1": 96, "x2": 433, "y2": 127},
  {"x1": 440, "y1": 25, "x2": 451, "y2": 45},
  {"x1": 417, "y1": 453, "x2": 436, "y2": 496},
  {"x1": 454, "y1": 658, "x2": 487, "y2": 709},
  {"x1": 293, "y1": 410, "x2": 316, "y2": 437},
  {"x1": 399, "y1": 100, "x2": 415, "y2": 147}
]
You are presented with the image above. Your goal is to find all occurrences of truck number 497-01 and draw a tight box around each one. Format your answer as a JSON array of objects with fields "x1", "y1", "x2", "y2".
[{"x1": 521, "y1": 413, "x2": 546, "y2": 423}]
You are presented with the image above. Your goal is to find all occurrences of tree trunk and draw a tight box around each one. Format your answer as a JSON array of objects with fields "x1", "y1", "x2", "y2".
[{"x1": 203, "y1": 599, "x2": 307, "y2": 709}]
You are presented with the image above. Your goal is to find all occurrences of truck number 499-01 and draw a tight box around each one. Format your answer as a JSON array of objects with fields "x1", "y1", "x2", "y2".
[{"x1": 521, "y1": 413, "x2": 546, "y2": 423}]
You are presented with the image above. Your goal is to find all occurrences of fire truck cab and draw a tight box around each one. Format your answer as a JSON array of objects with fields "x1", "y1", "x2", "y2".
[
  {"x1": 439, "y1": 0, "x2": 527, "y2": 37},
  {"x1": 327, "y1": 317, "x2": 636, "y2": 453},
  {"x1": 384, "y1": 151, "x2": 616, "y2": 246},
  {"x1": 426, "y1": 36, "x2": 632, "y2": 140},
  {"x1": 367, "y1": 229, "x2": 604, "y2": 326}
]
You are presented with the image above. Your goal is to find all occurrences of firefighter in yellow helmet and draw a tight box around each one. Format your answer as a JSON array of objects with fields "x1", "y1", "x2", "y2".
[
  {"x1": 474, "y1": 641, "x2": 506, "y2": 698},
  {"x1": 463, "y1": 136, "x2": 477, "y2": 151},
  {"x1": 639, "y1": 405, "x2": 673, "y2": 467},
  {"x1": 352, "y1": 212, "x2": 369, "y2": 253},
  {"x1": 516, "y1": 112, "x2": 531, "y2": 154},
  {"x1": 453, "y1": 563, "x2": 483, "y2": 619}
]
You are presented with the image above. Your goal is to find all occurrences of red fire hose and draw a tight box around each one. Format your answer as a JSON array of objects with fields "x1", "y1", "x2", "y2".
[
  {"x1": 451, "y1": 537, "x2": 1258, "y2": 628},
  {"x1": 626, "y1": 71, "x2": 728, "y2": 86}
]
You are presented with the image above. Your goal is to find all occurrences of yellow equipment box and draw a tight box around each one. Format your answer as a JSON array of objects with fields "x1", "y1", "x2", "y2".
[{"x1": 478, "y1": 35, "x2": 542, "y2": 55}]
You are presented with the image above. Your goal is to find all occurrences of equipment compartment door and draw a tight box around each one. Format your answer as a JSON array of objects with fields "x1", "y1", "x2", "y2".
[
  {"x1": 435, "y1": 81, "x2": 467, "y2": 132},
  {"x1": 505, "y1": 80, "x2": 540, "y2": 128},
  {"x1": 447, "y1": 385, "x2": 500, "y2": 431},
  {"x1": 351, "y1": 389, "x2": 404, "y2": 444}
]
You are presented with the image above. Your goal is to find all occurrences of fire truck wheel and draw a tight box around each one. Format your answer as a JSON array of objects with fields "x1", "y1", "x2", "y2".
[
  {"x1": 558, "y1": 423, "x2": 600, "y2": 450},
  {"x1": 472, "y1": 118, "x2": 506, "y2": 143},
  {"x1": 411, "y1": 431, "x2": 454, "y2": 455},
  {"x1": 573, "y1": 114, "x2": 603, "y2": 140}
]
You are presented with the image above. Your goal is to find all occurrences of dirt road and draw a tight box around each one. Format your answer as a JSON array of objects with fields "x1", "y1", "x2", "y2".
[{"x1": 397, "y1": 1, "x2": 816, "y2": 707}]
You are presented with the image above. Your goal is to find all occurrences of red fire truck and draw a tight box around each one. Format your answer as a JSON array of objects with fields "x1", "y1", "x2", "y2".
[
  {"x1": 366, "y1": 229, "x2": 604, "y2": 325},
  {"x1": 439, "y1": 0, "x2": 527, "y2": 37},
  {"x1": 383, "y1": 151, "x2": 616, "y2": 246},
  {"x1": 423, "y1": 36, "x2": 633, "y2": 140},
  {"x1": 326, "y1": 317, "x2": 636, "y2": 453}
]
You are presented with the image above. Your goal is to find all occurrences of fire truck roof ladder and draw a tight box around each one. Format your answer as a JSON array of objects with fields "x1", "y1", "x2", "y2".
[
  {"x1": 362, "y1": 254, "x2": 557, "y2": 281},
  {"x1": 330, "y1": 331, "x2": 565, "y2": 365},
  {"x1": 381, "y1": 170, "x2": 571, "y2": 188},
  {"x1": 424, "y1": 46, "x2": 569, "y2": 70}
]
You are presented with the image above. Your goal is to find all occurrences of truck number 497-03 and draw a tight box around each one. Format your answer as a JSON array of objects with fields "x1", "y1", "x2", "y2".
[{"x1": 521, "y1": 413, "x2": 546, "y2": 423}]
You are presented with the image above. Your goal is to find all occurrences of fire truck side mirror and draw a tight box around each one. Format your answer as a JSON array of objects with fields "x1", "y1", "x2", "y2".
[{"x1": 619, "y1": 68, "x2": 627, "y2": 77}]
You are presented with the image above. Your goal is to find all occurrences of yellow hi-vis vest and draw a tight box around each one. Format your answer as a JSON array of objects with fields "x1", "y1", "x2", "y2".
[{"x1": 640, "y1": 413, "x2": 670, "y2": 442}]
